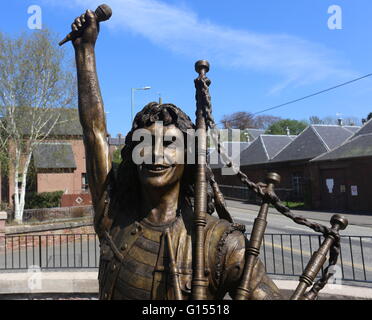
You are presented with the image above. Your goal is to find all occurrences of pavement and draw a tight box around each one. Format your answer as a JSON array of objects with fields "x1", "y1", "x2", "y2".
[
  {"x1": 0, "y1": 271, "x2": 99, "y2": 295},
  {"x1": 273, "y1": 279, "x2": 372, "y2": 300},
  {"x1": 0, "y1": 271, "x2": 371, "y2": 300}
]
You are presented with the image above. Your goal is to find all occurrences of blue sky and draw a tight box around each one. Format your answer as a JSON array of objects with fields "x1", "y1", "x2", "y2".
[{"x1": 2, "y1": 0, "x2": 372, "y2": 135}]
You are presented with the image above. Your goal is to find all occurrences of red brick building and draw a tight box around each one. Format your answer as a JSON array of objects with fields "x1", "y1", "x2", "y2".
[
  {"x1": 266, "y1": 125, "x2": 359, "y2": 203},
  {"x1": 3, "y1": 109, "x2": 92, "y2": 207},
  {"x1": 310, "y1": 119, "x2": 372, "y2": 212}
]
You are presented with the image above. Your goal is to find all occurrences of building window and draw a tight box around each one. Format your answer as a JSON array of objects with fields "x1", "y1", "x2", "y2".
[
  {"x1": 291, "y1": 173, "x2": 304, "y2": 199},
  {"x1": 82, "y1": 173, "x2": 89, "y2": 192}
]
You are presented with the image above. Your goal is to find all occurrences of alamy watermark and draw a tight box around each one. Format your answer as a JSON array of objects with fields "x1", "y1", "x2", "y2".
[
  {"x1": 27, "y1": 5, "x2": 42, "y2": 30},
  {"x1": 27, "y1": 265, "x2": 42, "y2": 291},
  {"x1": 328, "y1": 5, "x2": 342, "y2": 30},
  {"x1": 326, "y1": 265, "x2": 344, "y2": 290},
  {"x1": 131, "y1": 122, "x2": 243, "y2": 176}
]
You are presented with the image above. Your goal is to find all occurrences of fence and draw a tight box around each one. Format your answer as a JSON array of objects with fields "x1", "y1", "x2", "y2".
[
  {"x1": 259, "y1": 234, "x2": 372, "y2": 284},
  {"x1": 0, "y1": 233, "x2": 371, "y2": 284},
  {"x1": 218, "y1": 184, "x2": 299, "y2": 204},
  {"x1": 0, "y1": 234, "x2": 98, "y2": 269}
]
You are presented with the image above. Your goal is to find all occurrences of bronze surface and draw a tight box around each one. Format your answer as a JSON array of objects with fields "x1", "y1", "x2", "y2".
[{"x1": 69, "y1": 6, "x2": 348, "y2": 300}]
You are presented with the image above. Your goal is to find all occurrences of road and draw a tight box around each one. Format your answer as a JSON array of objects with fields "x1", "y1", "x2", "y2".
[
  {"x1": 225, "y1": 200, "x2": 372, "y2": 236},
  {"x1": 226, "y1": 200, "x2": 372, "y2": 285}
]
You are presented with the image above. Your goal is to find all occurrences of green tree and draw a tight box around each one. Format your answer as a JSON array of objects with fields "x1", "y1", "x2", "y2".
[
  {"x1": 367, "y1": 112, "x2": 372, "y2": 121},
  {"x1": 0, "y1": 30, "x2": 76, "y2": 222},
  {"x1": 266, "y1": 119, "x2": 307, "y2": 135},
  {"x1": 112, "y1": 148, "x2": 122, "y2": 165}
]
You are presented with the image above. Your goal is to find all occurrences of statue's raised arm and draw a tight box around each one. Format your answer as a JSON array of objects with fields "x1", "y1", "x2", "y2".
[{"x1": 71, "y1": 9, "x2": 112, "y2": 236}]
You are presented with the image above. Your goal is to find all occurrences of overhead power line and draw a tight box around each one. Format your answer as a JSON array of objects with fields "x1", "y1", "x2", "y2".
[{"x1": 218, "y1": 72, "x2": 372, "y2": 126}]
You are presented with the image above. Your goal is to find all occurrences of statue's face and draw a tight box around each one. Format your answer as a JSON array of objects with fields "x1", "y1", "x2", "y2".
[{"x1": 137, "y1": 123, "x2": 185, "y2": 189}]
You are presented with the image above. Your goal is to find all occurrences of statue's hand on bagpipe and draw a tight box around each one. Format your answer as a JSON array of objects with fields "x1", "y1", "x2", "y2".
[
  {"x1": 194, "y1": 60, "x2": 211, "y2": 91},
  {"x1": 194, "y1": 76, "x2": 211, "y2": 88}
]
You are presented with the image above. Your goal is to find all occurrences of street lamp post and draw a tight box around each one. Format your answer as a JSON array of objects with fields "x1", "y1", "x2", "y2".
[
  {"x1": 131, "y1": 86, "x2": 151, "y2": 122},
  {"x1": 157, "y1": 92, "x2": 162, "y2": 104}
]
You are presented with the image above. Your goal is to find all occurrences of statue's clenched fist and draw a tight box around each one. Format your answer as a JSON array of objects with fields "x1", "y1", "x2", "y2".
[{"x1": 71, "y1": 9, "x2": 99, "y2": 49}]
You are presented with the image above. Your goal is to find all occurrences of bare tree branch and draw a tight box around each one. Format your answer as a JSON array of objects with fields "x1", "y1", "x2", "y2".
[{"x1": 0, "y1": 29, "x2": 76, "y2": 221}]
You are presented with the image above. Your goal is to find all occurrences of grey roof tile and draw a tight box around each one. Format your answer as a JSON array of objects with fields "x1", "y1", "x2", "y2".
[
  {"x1": 261, "y1": 135, "x2": 295, "y2": 159},
  {"x1": 271, "y1": 127, "x2": 327, "y2": 163},
  {"x1": 312, "y1": 133, "x2": 372, "y2": 161},
  {"x1": 217, "y1": 128, "x2": 264, "y2": 142},
  {"x1": 33, "y1": 143, "x2": 76, "y2": 169},
  {"x1": 108, "y1": 137, "x2": 125, "y2": 146},
  {"x1": 238, "y1": 135, "x2": 294, "y2": 166},
  {"x1": 271, "y1": 125, "x2": 355, "y2": 163},
  {"x1": 209, "y1": 142, "x2": 250, "y2": 168},
  {"x1": 343, "y1": 125, "x2": 361, "y2": 133},
  {"x1": 352, "y1": 119, "x2": 372, "y2": 137},
  {"x1": 246, "y1": 129, "x2": 265, "y2": 140},
  {"x1": 223, "y1": 141, "x2": 250, "y2": 153},
  {"x1": 312, "y1": 125, "x2": 355, "y2": 150},
  {"x1": 238, "y1": 137, "x2": 268, "y2": 166},
  {"x1": 50, "y1": 110, "x2": 82, "y2": 136},
  {"x1": 108, "y1": 134, "x2": 126, "y2": 146}
]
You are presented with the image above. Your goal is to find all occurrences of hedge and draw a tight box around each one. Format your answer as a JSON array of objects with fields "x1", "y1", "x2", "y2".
[{"x1": 24, "y1": 191, "x2": 64, "y2": 209}]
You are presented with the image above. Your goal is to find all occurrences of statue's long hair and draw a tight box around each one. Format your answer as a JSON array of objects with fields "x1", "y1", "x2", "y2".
[{"x1": 111, "y1": 102, "x2": 231, "y2": 222}]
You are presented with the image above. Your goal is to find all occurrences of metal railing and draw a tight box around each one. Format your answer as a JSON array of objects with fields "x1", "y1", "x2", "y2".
[
  {"x1": 219, "y1": 184, "x2": 299, "y2": 203},
  {"x1": 0, "y1": 233, "x2": 371, "y2": 284},
  {"x1": 258, "y1": 234, "x2": 372, "y2": 284},
  {"x1": 219, "y1": 184, "x2": 252, "y2": 201},
  {"x1": 0, "y1": 234, "x2": 99, "y2": 269}
]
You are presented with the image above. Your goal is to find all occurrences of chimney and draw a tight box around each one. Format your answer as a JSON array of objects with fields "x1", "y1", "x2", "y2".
[
  {"x1": 286, "y1": 127, "x2": 290, "y2": 136},
  {"x1": 337, "y1": 118, "x2": 343, "y2": 126},
  {"x1": 244, "y1": 130, "x2": 250, "y2": 142},
  {"x1": 118, "y1": 133, "x2": 122, "y2": 144}
]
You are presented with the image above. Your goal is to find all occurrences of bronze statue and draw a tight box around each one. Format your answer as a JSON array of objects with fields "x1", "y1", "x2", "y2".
[{"x1": 66, "y1": 5, "x2": 347, "y2": 300}]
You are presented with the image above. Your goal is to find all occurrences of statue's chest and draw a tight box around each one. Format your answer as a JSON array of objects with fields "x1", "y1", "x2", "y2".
[
  {"x1": 108, "y1": 216, "x2": 197, "y2": 300},
  {"x1": 112, "y1": 223, "x2": 166, "y2": 300}
]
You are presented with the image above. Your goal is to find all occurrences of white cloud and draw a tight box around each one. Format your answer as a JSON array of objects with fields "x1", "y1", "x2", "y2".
[{"x1": 48, "y1": 0, "x2": 354, "y2": 91}]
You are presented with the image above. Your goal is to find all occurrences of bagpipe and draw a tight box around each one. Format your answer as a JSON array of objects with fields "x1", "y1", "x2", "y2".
[{"x1": 191, "y1": 60, "x2": 348, "y2": 300}]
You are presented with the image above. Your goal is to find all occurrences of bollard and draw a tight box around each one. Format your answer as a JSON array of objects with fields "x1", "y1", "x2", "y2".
[{"x1": 0, "y1": 211, "x2": 7, "y2": 251}]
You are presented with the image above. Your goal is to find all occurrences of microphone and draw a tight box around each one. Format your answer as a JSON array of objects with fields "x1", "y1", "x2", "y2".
[{"x1": 59, "y1": 4, "x2": 112, "y2": 46}]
